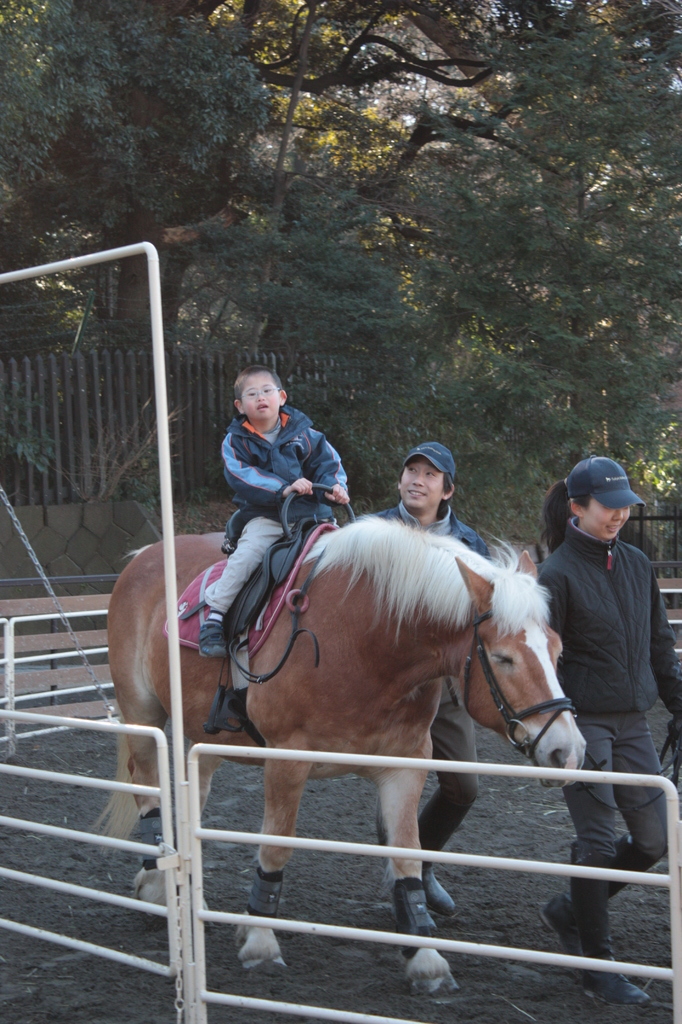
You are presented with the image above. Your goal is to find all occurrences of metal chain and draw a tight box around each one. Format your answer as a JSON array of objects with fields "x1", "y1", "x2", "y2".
[
  {"x1": 173, "y1": 884, "x2": 185, "y2": 1023},
  {"x1": 0, "y1": 485, "x2": 117, "y2": 719}
]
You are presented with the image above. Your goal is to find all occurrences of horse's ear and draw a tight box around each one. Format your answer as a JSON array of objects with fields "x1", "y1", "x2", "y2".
[
  {"x1": 517, "y1": 550, "x2": 538, "y2": 578},
  {"x1": 455, "y1": 558, "x2": 493, "y2": 615}
]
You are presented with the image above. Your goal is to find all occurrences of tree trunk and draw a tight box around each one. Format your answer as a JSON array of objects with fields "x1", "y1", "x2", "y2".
[
  {"x1": 115, "y1": 207, "x2": 162, "y2": 322},
  {"x1": 250, "y1": 0, "x2": 318, "y2": 348}
]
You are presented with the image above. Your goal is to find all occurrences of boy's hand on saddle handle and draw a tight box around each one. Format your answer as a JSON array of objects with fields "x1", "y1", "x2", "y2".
[
  {"x1": 282, "y1": 478, "x2": 314, "y2": 497},
  {"x1": 282, "y1": 479, "x2": 350, "y2": 505},
  {"x1": 326, "y1": 484, "x2": 350, "y2": 505}
]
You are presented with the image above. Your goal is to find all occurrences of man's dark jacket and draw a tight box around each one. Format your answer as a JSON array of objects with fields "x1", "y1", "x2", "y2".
[
  {"x1": 376, "y1": 506, "x2": 489, "y2": 558},
  {"x1": 538, "y1": 520, "x2": 682, "y2": 716}
]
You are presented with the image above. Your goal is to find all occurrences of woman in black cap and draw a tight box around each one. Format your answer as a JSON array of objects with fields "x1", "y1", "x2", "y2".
[{"x1": 538, "y1": 456, "x2": 682, "y2": 1005}]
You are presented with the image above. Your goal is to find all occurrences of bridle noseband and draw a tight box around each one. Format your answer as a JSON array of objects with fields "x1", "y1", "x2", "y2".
[{"x1": 463, "y1": 610, "x2": 575, "y2": 761}]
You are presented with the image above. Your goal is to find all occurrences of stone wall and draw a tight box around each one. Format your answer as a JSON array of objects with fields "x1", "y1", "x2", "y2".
[{"x1": 0, "y1": 501, "x2": 161, "y2": 591}]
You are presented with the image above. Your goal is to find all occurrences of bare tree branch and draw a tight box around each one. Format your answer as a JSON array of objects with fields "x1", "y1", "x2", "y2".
[{"x1": 160, "y1": 205, "x2": 242, "y2": 246}]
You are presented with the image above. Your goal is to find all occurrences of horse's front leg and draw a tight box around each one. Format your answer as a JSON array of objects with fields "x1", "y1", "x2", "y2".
[
  {"x1": 375, "y1": 767, "x2": 458, "y2": 996},
  {"x1": 237, "y1": 756, "x2": 311, "y2": 969}
]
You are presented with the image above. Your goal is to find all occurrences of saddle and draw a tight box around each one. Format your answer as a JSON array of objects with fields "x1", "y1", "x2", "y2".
[
  {"x1": 202, "y1": 514, "x2": 331, "y2": 740},
  {"x1": 223, "y1": 514, "x2": 327, "y2": 643}
]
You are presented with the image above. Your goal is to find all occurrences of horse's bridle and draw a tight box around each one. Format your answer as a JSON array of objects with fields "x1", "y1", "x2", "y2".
[{"x1": 463, "y1": 609, "x2": 575, "y2": 760}]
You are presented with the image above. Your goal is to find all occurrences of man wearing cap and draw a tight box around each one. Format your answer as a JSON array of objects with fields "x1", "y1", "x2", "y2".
[
  {"x1": 537, "y1": 456, "x2": 682, "y2": 1005},
  {"x1": 375, "y1": 442, "x2": 489, "y2": 917}
]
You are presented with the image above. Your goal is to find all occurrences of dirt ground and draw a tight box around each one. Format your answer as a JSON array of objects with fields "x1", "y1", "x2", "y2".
[{"x1": 0, "y1": 702, "x2": 676, "y2": 1024}]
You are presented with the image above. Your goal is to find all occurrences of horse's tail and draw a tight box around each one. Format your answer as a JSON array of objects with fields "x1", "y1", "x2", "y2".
[{"x1": 95, "y1": 732, "x2": 140, "y2": 840}]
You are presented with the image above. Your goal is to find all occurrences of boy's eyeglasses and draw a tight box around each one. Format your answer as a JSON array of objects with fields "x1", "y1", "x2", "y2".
[{"x1": 241, "y1": 386, "x2": 281, "y2": 400}]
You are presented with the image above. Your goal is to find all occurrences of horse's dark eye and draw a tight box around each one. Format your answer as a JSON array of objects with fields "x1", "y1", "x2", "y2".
[{"x1": 493, "y1": 654, "x2": 513, "y2": 666}]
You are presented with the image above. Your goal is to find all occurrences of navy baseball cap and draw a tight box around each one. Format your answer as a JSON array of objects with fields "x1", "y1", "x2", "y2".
[
  {"x1": 403, "y1": 442, "x2": 456, "y2": 478},
  {"x1": 567, "y1": 456, "x2": 644, "y2": 509}
]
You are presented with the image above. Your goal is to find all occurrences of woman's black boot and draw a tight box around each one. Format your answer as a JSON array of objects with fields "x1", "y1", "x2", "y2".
[
  {"x1": 541, "y1": 833, "x2": 660, "y2": 958},
  {"x1": 607, "y1": 833, "x2": 659, "y2": 897},
  {"x1": 571, "y1": 844, "x2": 650, "y2": 1006}
]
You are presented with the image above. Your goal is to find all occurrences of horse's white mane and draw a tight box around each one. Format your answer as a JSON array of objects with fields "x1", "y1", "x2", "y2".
[{"x1": 307, "y1": 517, "x2": 549, "y2": 635}]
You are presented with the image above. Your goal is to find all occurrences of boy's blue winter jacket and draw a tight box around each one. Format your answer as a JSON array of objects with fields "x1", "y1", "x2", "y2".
[{"x1": 221, "y1": 405, "x2": 347, "y2": 523}]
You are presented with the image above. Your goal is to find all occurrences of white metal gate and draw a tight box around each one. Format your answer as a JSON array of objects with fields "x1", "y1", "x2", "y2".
[
  {"x1": 0, "y1": 709, "x2": 181, "y2": 984},
  {"x1": 186, "y1": 744, "x2": 682, "y2": 1024},
  {"x1": 0, "y1": 244, "x2": 195, "y2": 1011}
]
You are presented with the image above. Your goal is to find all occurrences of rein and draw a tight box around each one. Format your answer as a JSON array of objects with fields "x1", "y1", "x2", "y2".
[
  {"x1": 228, "y1": 556, "x2": 321, "y2": 686},
  {"x1": 463, "y1": 609, "x2": 574, "y2": 760}
]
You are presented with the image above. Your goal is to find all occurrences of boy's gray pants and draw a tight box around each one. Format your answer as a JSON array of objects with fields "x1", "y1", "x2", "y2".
[{"x1": 204, "y1": 516, "x2": 284, "y2": 615}]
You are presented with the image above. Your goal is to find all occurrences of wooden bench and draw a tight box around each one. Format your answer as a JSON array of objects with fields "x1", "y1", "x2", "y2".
[
  {"x1": 0, "y1": 594, "x2": 115, "y2": 720},
  {"x1": 657, "y1": 579, "x2": 682, "y2": 591}
]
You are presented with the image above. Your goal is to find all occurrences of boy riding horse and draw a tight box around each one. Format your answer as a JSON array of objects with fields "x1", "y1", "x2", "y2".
[{"x1": 199, "y1": 364, "x2": 349, "y2": 659}]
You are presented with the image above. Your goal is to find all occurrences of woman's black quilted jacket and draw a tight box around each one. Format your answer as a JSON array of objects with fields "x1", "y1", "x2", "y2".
[{"x1": 538, "y1": 520, "x2": 682, "y2": 716}]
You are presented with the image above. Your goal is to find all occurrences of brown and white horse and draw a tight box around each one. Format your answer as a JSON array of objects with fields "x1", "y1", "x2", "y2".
[{"x1": 103, "y1": 516, "x2": 584, "y2": 995}]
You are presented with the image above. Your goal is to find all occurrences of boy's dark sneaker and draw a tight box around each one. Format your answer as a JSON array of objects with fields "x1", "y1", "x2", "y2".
[
  {"x1": 539, "y1": 893, "x2": 582, "y2": 956},
  {"x1": 199, "y1": 619, "x2": 227, "y2": 658},
  {"x1": 582, "y1": 970, "x2": 650, "y2": 1005}
]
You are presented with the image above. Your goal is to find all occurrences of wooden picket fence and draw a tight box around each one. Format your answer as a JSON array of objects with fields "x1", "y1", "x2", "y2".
[{"x1": 0, "y1": 348, "x2": 319, "y2": 505}]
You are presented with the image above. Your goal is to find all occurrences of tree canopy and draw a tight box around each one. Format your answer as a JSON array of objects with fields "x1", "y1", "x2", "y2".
[{"x1": 1, "y1": 1, "x2": 682, "y2": 534}]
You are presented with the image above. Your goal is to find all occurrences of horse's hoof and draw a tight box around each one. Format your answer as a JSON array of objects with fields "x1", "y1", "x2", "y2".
[
  {"x1": 133, "y1": 866, "x2": 167, "y2": 906},
  {"x1": 409, "y1": 972, "x2": 459, "y2": 996},
  {"x1": 236, "y1": 923, "x2": 284, "y2": 967},
  {"x1": 405, "y1": 948, "x2": 459, "y2": 996}
]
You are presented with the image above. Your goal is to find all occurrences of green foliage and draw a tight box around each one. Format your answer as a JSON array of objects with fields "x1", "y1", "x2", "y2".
[
  {"x1": 2, "y1": 1, "x2": 682, "y2": 537},
  {"x1": 0, "y1": 0, "x2": 268, "y2": 322},
  {"x1": 0, "y1": 385, "x2": 54, "y2": 479},
  {"x1": 375, "y1": 5, "x2": 682, "y2": 532}
]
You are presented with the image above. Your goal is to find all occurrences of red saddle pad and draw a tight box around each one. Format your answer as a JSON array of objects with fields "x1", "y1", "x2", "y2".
[{"x1": 164, "y1": 522, "x2": 336, "y2": 655}]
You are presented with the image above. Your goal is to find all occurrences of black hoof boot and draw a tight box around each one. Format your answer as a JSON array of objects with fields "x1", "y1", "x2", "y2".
[
  {"x1": 582, "y1": 970, "x2": 650, "y2": 1005},
  {"x1": 539, "y1": 892, "x2": 582, "y2": 956},
  {"x1": 422, "y1": 863, "x2": 456, "y2": 917}
]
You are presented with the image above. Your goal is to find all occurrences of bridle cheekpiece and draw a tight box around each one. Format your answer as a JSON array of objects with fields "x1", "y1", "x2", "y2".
[{"x1": 463, "y1": 609, "x2": 574, "y2": 760}]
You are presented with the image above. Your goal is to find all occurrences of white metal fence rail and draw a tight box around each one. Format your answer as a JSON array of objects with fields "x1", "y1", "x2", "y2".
[
  {"x1": 0, "y1": 709, "x2": 181, "y2": 978},
  {"x1": 0, "y1": 609, "x2": 113, "y2": 749},
  {"x1": 188, "y1": 744, "x2": 682, "y2": 1024}
]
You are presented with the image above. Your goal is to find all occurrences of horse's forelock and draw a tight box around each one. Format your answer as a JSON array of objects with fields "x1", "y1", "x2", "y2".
[
  {"x1": 489, "y1": 567, "x2": 550, "y2": 635},
  {"x1": 306, "y1": 518, "x2": 549, "y2": 633}
]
